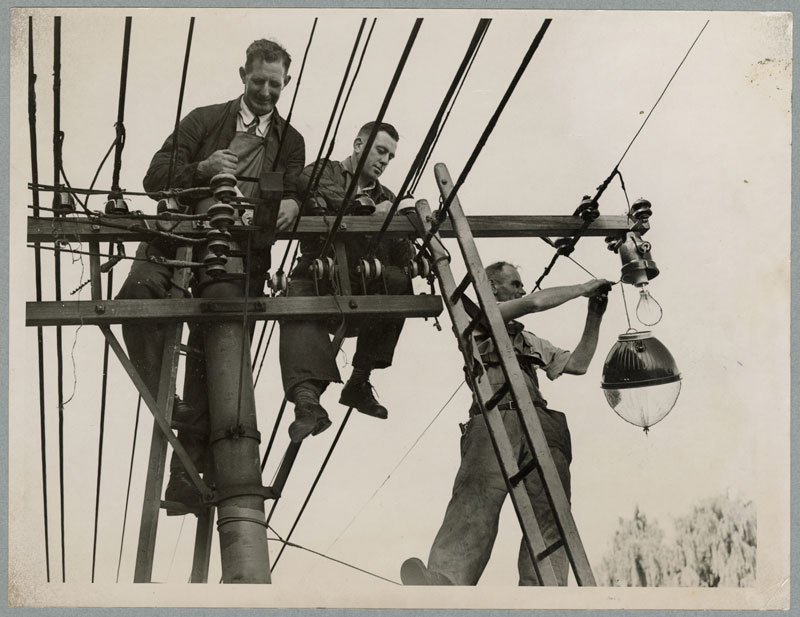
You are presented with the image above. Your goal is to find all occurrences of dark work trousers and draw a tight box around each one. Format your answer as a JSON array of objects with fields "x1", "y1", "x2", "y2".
[
  {"x1": 116, "y1": 243, "x2": 210, "y2": 477},
  {"x1": 279, "y1": 263, "x2": 412, "y2": 400},
  {"x1": 426, "y1": 406, "x2": 572, "y2": 586}
]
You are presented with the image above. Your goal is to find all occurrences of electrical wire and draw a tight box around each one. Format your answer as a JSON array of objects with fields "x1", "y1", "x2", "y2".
[
  {"x1": 365, "y1": 18, "x2": 492, "y2": 259},
  {"x1": 91, "y1": 243, "x2": 115, "y2": 582},
  {"x1": 317, "y1": 18, "x2": 423, "y2": 260},
  {"x1": 532, "y1": 20, "x2": 709, "y2": 290},
  {"x1": 116, "y1": 396, "x2": 142, "y2": 583},
  {"x1": 166, "y1": 17, "x2": 195, "y2": 188},
  {"x1": 28, "y1": 14, "x2": 51, "y2": 583},
  {"x1": 267, "y1": 529, "x2": 400, "y2": 585},
  {"x1": 270, "y1": 408, "x2": 353, "y2": 572},
  {"x1": 52, "y1": 15, "x2": 67, "y2": 583},
  {"x1": 326, "y1": 380, "x2": 466, "y2": 551}
]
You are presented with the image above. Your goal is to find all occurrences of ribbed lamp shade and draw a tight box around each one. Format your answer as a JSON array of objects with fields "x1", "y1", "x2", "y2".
[{"x1": 601, "y1": 331, "x2": 681, "y2": 431}]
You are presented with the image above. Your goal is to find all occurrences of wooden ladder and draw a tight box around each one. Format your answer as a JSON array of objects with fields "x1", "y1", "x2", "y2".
[{"x1": 412, "y1": 162, "x2": 596, "y2": 586}]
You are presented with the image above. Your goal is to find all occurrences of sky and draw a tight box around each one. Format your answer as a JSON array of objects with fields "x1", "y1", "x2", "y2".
[{"x1": 7, "y1": 6, "x2": 792, "y2": 611}]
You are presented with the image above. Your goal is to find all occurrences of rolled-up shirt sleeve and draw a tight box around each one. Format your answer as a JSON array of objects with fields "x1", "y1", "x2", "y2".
[{"x1": 522, "y1": 331, "x2": 570, "y2": 381}]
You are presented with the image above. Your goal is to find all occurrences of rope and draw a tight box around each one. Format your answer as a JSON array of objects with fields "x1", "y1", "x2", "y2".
[
  {"x1": 366, "y1": 18, "x2": 491, "y2": 258},
  {"x1": 110, "y1": 17, "x2": 132, "y2": 195},
  {"x1": 91, "y1": 242, "x2": 116, "y2": 582},
  {"x1": 270, "y1": 408, "x2": 353, "y2": 572},
  {"x1": 28, "y1": 15, "x2": 51, "y2": 583},
  {"x1": 326, "y1": 380, "x2": 466, "y2": 551},
  {"x1": 116, "y1": 396, "x2": 141, "y2": 582},
  {"x1": 52, "y1": 15, "x2": 67, "y2": 583},
  {"x1": 317, "y1": 18, "x2": 423, "y2": 259},
  {"x1": 267, "y1": 528, "x2": 400, "y2": 585},
  {"x1": 166, "y1": 17, "x2": 195, "y2": 188}
]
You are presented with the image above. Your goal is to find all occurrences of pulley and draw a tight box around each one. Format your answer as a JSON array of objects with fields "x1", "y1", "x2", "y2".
[
  {"x1": 105, "y1": 195, "x2": 130, "y2": 214},
  {"x1": 406, "y1": 254, "x2": 431, "y2": 279},
  {"x1": 207, "y1": 202, "x2": 236, "y2": 229},
  {"x1": 358, "y1": 257, "x2": 383, "y2": 282},
  {"x1": 209, "y1": 173, "x2": 238, "y2": 203},
  {"x1": 203, "y1": 251, "x2": 228, "y2": 277},
  {"x1": 52, "y1": 189, "x2": 76, "y2": 214},
  {"x1": 268, "y1": 270, "x2": 288, "y2": 293},
  {"x1": 206, "y1": 229, "x2": 232, "y2": 257},
  {"x1": 310, "y1": 256, "x2": 335, "y2": 283}
]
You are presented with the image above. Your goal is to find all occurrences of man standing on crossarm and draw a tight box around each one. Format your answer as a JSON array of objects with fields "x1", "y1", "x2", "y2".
[
  {"x1": 279, "y1": 122, "x2": 414, "y2": 443},
  {"x1": 116, "y1": 39, "x2": 305, "y2": 510},
  {"x1": 401, "y1": 262, "x2": 612, "y2": 585}
]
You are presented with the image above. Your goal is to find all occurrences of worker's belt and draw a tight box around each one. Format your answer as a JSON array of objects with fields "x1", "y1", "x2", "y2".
[{"x1": 497, "y1": 401, "x2": 517, "y2": 411}]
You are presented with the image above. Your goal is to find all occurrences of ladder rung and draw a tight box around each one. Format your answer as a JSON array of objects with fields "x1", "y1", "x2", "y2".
[
  {"x1": 484, "y1": 383, "x2": 510, "y2": 411},
  {"x1": 509, "y1": 458, "x2": 539, "y2": 486},
  {"x1": 449, "y1": 273, "x2": 472, "y2": 304},
  {"x1": 537, "y1": 538, "x2": 564, "y2": 563}
]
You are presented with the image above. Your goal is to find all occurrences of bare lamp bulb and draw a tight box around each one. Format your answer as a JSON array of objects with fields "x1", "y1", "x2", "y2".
[{"x1": 636, "y1": 283, "x2": 663, "y2": 326}]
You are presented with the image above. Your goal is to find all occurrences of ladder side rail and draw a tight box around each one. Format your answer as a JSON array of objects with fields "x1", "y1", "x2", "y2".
[
  {"x1": 432, "y1": 164, "x2": 596, "y2": 586},
  {"x1": 133, "y1": 246, "x2": 194, "y2": 583},
  {"x1": 414, "y1": 199, "x2": 557, "y2": 586}
]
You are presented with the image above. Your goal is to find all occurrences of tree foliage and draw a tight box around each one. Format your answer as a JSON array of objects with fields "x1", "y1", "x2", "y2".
[{"x1": 597, "y1": 494, "x2": 756, "y2": 587}]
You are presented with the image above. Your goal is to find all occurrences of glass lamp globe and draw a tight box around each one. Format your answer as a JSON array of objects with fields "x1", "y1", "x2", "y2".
[{"x1": 601, "y1": 331, "x2": 681, "y2": 432}]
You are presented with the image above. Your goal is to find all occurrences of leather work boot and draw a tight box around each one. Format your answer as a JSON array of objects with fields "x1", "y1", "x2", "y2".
[
  {"x1": 288, "y1": 401, "x2": 332, "y2": 443},
  {"x1": 164, "y1": 469, "x2": 203, "y2": 516},
  {"x1": 339, "y1": 380, "x2": 388, "y2": 419},
  {"x1": 400, "y1": 558, "x2": 454, "y2": 585}
]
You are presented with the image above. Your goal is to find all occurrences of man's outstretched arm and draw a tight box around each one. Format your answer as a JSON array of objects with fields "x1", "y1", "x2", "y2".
[{"x1": 563, "y1": 293, "x2": 608, "y2": 375}]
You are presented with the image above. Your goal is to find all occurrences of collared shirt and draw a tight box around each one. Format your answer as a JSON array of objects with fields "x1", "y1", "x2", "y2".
[
  {"x1": 472, "y1": 319, "x2": 573, "y2": 458},
  {"x1": 340, "y1": 155, "x2": 378, "y2": 196},
  {"x1": 237, "y1": 96, "x2": 273, "y2": 137}
]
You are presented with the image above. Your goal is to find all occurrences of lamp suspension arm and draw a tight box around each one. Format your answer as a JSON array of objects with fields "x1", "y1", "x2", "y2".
[
  {"x1": 532, "y1": 19, "x2": 709, "y2": 291},
  {"x1": 366, "y1": 17, "x2": 492, "y2": 259},
  {"x1": 419, "y1": 18, "x2": 552, "y2": 255},
  {"x1": 109, "y1": 17, "x2": 132, "y2": 196},
  {"x1": 318, "y1": 17, "x2": 423, "y2": 259},
  {"x1": 274, "y1": 18, "x2": 369, "y2": 276},
  {"x1": 166, "y1": 17, "x2": 195, "y2": 189},
  {"x1": 28, "y1": 15, "x2": 52, "y2": 583}
]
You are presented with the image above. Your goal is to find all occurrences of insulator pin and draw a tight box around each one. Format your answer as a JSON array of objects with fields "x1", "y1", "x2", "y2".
[
  {"x1": 269, "y1": 270, "x2": 288, "y2": 293},
  {"x1": 52, "y1": 189, "x2": 76, "y2": 214},
  {"x1": 208, "y1": 202, "x2": 236, "y2": 229},
  {"x1": 574, "y1": 195, "x2": 599, "y2": 223},
  {"x1": 105, "y1": 197, "x2": 130, "y2": 214},
  {"x1": 206, "y1": 229, "x2": 232, "y2": 256},
  {"x1": 630, "y1": 198, "x2": 652, "y2": 222},
  {"x1": 358, "y1": 257, "x2": 383, "y2": 282},
  {"x1": 204, "y1": 252, "x2": 228, "y2": 277},
  {"x1": 209, "y1": 173, "x2": 237, "y2": 203},
  {"x1": 406, "y1": 254, "x2": 432, "y2": 279},
  {"x1": 311, "y1": 257, "x2": 335, "y2": 283}
]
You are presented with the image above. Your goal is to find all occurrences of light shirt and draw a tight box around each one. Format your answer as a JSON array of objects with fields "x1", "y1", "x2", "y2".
[{"x1": 237, "y1": 97, "x2": 272, "y2": 137}]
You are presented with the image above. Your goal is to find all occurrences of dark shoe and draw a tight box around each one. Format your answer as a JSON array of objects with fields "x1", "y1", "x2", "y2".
[
  {"x1": 164, "y1": 470, "x2": 203, "y2": 516},
  {"x1": 171, "y1": 395, "x2": 208, "y2": 436},
  {"x1": 400, "y1": 558, "x2": 454, "y2": 585},
  {"x1": 340, "y1": 380, "x2": 388, "y2": 419},
  {"x1": 288, "y1": 401, "x2": 331, "y2": 443}
]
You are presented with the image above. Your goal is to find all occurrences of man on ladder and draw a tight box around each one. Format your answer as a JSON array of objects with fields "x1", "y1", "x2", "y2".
[{"x1": 402, "y1": 261, "x2": 612, "y2": 585}]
